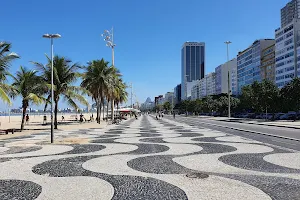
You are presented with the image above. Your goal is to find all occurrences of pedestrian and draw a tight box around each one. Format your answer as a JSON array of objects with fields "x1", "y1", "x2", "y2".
[
  {"x1": 61, "y1": 116, "x2": 65, "y2": 122},
  {"x1": 80, "y1": 113, "x2": 84, "y2": 122},
  {"x1": 173, "y1": 112, "x2": 175, "y2": 119},
  {"x1": 25, "y1": 114, "x2": 29, "y2": 124},
  {"x1": 43, "y1": 115, "x2": 47, "y2": 125}
]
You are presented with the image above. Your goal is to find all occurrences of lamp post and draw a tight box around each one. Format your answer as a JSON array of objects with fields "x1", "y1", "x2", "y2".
[
  {"x1": 43, "y1": 33, "x2": 61, "y2": 143},
  {"x1": 225, "y1": 41, "x2": 232, "y2": 118},
  {"x1": 102, "y1": 27, "x2": 116, "y2": 119},
  {"x1": 101, "y1": 27, "x2": 116, "y2": 66}
]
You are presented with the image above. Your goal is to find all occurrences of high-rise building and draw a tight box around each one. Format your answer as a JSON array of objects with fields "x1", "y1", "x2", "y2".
[
  {"x1": 281, "y1": 0, "x2": 300, "y2": 28},
  {"x1": 275, "y1": 18, "x2": 300, "y2": 88},
  {"x1": 261, "y1": 44, "x2": 276, "y2": 82},
  {"x1": 215, "y1": 58, "x2": 237, "y2": 95},
  {"x1": 237, "y1": 39, "x2": 275, "y2": 94},
  {"x1": 181, "y1": 42, "x2": 205, "y2": 100}
]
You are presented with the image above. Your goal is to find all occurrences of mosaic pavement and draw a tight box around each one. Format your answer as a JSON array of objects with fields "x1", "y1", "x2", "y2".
[{"x1": 1, "y1": 116, "x2": 300, "y2": 199}]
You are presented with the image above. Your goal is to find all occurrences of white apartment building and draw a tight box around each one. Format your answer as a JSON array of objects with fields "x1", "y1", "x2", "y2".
[
  {"x1": 275, "y1": 18, "x2": 300, "y2": 88},
  {"x1": 191, "y1": 72, "x2": 216, "y2": 100},
  {"x1": 206, "y1": 72, "x2": 216, "y2": 96},
  {"x1": 185, "y1": 80, "x2": 199, "y2": 99},
  {"x1": 215, "y1": 58, "x2": 237, "y2": 95},
  {"x1": 191, "y1": 80, "x2": 201, "y2": 100},
  {"x1": 237, "y1": 39, "x2": 275, "y2": 94}
]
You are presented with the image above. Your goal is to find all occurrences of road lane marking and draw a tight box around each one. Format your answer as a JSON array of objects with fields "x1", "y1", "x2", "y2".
[
  {"x1": 165, "y1": 116, "x2": 300, "y2": 153},
  {"x1": 270, "y1": 139, "x2": 297, "y2": 146}
]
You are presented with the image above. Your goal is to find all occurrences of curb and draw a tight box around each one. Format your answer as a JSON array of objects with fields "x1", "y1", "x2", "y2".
[{"x1": 184, "y1": 118, "x2": 300, "y2": 142}]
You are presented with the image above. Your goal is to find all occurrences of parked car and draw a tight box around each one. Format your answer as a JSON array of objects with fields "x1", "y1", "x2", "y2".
[
  {"x1": 233, "y1": 113, "x2": 242, "y2": 118},
  {"x1": 280, "y1": 112, "x2": 297, "y2": 120},
  {"x1": 212, "y1": 112, "x2": 221, "y2": 117},
  {"x1": 273, "y1": 113, "x2": 285, "y2": 120},
  {"x1": 255, "y1": 114, "x2": 263, "y2": 119}
]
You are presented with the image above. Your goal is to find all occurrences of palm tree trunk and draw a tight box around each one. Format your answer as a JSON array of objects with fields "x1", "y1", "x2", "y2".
[
  {"x1": 54, "y1": 100, "x2": 58, "y2": 129},
  {"x1": 102, "y1": 101, "x2": 105, "y2": 121},
  {"x1": 96, "y1": 98, "x2": 99, "y2": 123},
  {"x1": 97, "y1": 98, "x2": 102, "y2": 124},
  {"x1": 98, "y1": 100, "x2": 102, "y2": 124},
  {"x1": 111, "y1": 99, "x2": 114, "y2": 120},
  {"x1": 96, "y1": 101, "x2": 99, "y2": 123},
  {"x1": 20, "y1": 101, "x2": 27, "y2": 131},
  {"x1": 106, "y1": 100, "x2": 109, "y2": 122}
]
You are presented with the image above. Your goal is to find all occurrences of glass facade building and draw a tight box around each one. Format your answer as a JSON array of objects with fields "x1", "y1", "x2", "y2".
[{"x1": 181, "y1": 42, "x2": 205, "y2": 100}]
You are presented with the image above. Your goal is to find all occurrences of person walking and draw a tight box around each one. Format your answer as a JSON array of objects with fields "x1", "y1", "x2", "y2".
[
  {"x1": 173, "y1": 112, "x2": 175, "y2": 119},
  {"x1": 25, "y1": 114, "x2": 30, "y2": 125}
]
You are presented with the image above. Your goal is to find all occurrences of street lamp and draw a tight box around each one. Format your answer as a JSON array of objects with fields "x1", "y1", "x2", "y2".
[
  {"x1": 225, "y1": 41, "x2": 232, "y2": 118},
  {"x1": 101, "y1": 28, "x2": 116, "y2": 66},
  {"x1": 43, "y1": 33, "x2": 61, "y2": 143},
  {"x1": 102, "y1": 28, "x2": 116, "y2": 120}
]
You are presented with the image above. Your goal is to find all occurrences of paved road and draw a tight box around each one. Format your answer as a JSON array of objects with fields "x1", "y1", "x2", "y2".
[
  {"x1": 168, "y1": 115, "x2": 300, "y2": 151},
  {"x1": 0, "y1": 115, "x2": 300, "y2": 199}
]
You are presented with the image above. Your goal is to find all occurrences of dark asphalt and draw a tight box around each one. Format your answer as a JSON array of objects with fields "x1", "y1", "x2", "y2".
[{"x1": 167, "y1": 116, "x2": 300, "y2": 152}]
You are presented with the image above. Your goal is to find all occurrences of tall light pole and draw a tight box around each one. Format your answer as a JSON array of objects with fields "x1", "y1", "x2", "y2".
[
  {"x1": 101, "y1": 27, "x2": 116, "y2": 66},
  {"x1": 130, "y1": 83, "x2": 133, "y2": 109},
  {"x1": 102, "y1": 27, "x2": 116, "y2": 119},
  {"x1": 43, "y1": 33, "x2": 61, "y2": 143},
  {"x1": 225, "y1": 41, "x2": 232, "y2": 118}
]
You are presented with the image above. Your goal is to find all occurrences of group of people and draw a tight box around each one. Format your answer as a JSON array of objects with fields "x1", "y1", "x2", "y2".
[
  {"x1": 155, "y1": 111, "x2": 164, "y2": 120},
  {"x1": 77, "y1": 113, "x2": 94, "y2": 122}
]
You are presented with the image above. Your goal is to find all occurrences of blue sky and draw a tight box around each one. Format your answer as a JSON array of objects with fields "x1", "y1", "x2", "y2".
[{"x1": 1, "y1": 0, "x2": 289, "y2": 111}]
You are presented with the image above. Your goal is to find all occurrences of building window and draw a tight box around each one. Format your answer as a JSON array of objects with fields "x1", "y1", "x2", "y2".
[
  {"x1": 285, "y1": 38, "x2": 293, "y2": 46},
  {"x1": 286, "y1": 31, "x2": 293, "y2": 38},
  {"x1": 276, "y1": 36, "x2": 284, "y2": 43},
  {"x1": 287, "y1": 45, "x2": 294, "y2": 51},
  {"x1": 276, "y1": 62, "x2": 285, "y2": 68},
  {"x1": 285, "y1": 66, "x2": 295, "y2": 72}
]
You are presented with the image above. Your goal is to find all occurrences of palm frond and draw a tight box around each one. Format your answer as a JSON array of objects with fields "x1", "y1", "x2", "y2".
[{"x1": 0, "y1": 84, "x2": 11, "y2": 105}]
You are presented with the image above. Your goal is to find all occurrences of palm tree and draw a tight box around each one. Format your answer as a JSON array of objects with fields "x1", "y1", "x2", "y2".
[
  {"x1": 11, "y1": 66, "x2": 45, "y2": 131},
  {"x1": 81, "y1": 59, "x2": 111, "y2": 124},
  {"x1": 0, "y1": 42, "x2": 19, "y2": 104},
  {"x1": 33, "y1": 55, "x2": 88, "y2": 129},
  {"x1": 104, "y1": 65, "x2": 122, "y2": 120},
  {"x1": 113, "y1": 79, "x2": 128, "y2": 119}
]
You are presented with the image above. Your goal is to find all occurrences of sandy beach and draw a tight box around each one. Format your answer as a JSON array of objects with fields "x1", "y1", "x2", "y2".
[{"x1": 0, "y1": 113, "x2": 109, "y2": 140}]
